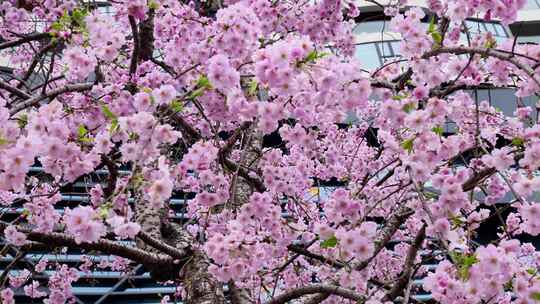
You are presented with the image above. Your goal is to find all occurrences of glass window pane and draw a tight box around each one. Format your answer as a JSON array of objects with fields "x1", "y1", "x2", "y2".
[
  {"x1": 489, "y1": 89, "x2": 518, "y2": 116},
  {"x1": 517, "y1": 35, "x2": 540, "y2": 43},
  {"x1": 487, "y1": 23, "x2": 499, "y2": 36},
  {"x1": 465, "y1": 20, "x2": 480, "y2": 33},
  {"x1": 355, "y1": 43, "x2": 381, "y2": 70},
  {"x1": 378, "y1": 42, "x2": 393, "y2": 57},
  {"x1": 493, "y1": 24, "x2": 508, "y2": 37},
  {"x1": 523, "y1": 95, "x2": 540, "y2": 122},
  {"x1": 390, "y1": 41, "x2": 401, "y2": 56},
  {"x1": 523, "y1": 0, "x2": 540, "y2": 9},
  {"x1": 353, "y1": 21, "x2": 388, "y2": 34}
]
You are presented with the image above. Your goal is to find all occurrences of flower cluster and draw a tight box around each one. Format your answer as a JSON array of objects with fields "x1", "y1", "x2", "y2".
[
  {"x1": 63, "y1": 46, "x2": 97, "y2": 81},
  {"x1": 213, "y1": 2, "x2": 262, "y2": 61},
  {"x1": 207, "y1": 54, "x2": 240, "y2": 93},
  {"x1": 63, "y1": 206, "x2": 105, "y2": 244}
]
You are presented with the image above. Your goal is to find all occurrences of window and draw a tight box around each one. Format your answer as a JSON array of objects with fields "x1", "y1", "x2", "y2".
[
  {"x1": 354, "y1": 43, "x2": 381, "y2": 70},
  {"x1": 470, "y1": 88, "x2": 539, "y2": 122},
  {"x1": 523, "y1": 0, "x2": 540, "y2": 9},
  {"x1": 353, "y1": 21, "x2": 389, "y2": 35},
  {"x1": 465, "y1": 20, "x2": 509, "y2": 38},
  {"x1": 354, "y1": 40, "x2": 401, "y2": 70},
  {"x1": 377, "y1": 41, "x2": 401, "y2": 63},
  {"x1": 517, "y1": 35, "x2": 540, "y2": 44}
]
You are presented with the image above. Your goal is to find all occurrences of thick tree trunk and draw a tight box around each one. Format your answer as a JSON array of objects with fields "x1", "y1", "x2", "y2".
[
  {"x1": 231, "y1": 129, "x2": 263, "y2": 209},
  {"x1": 132, "y1": 130, "x2": 263, "y2": 301},
  {"x1": 182, "y1": 251, "x2": 226, "y2": 304},
  {"x1": 134, "y1": 199, "x2": 182, "y2": 281},
  {"x1": 139, "y1": 10, "x2": 155, "y2": 63}
]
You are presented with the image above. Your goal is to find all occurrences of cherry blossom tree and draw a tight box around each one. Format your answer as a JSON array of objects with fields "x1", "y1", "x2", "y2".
[{"x1": 0, "y1": 0, "x2": 539, "y2": 303}]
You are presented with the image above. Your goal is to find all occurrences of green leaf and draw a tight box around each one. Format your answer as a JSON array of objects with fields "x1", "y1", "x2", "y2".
[
  {"x1": 302, "y1": 50, "x2": 329, "y2": 64},
  {"x1": 531, "y1": 292, "x2": 540, "y2": 301},
  {"x1": 101, "y1": 105, "x2": 117, "y2": 120},
  {"x1": 131, "y1": 173, "x2": 145, "y2": 189},
  {"x1": 170, "y1": 99, "x2": 184, "y2": 112},
  {"x1": 431, "y1": 32, "x2": 442, "y2": 44},
  {"x1": 60, "y1": 10, "x2": 71, "y2": 23},
  {"x1": 423, "y1": 191, "x2": 439, "y2": 200},
  {"x1": 78, "y1": 124, "x2": 88, "y2": 138},
  {"x1": 427, "y1": 16, "x2": 442, "y2": 45},
  {"x1": 320, "y1": 235, "x2": 338, "y2": 249},
  {"x1": 248, "y1": 79, "x2": 258, "y2": 96},
  {"x1": 98, "y1": 202, "x2": 113, "y2": 219},
  {"x1": 449, "y1": 215, "x2": 464, "y2": 228},
  {"x1": 186, "y1": 75, "x2": 212, "y2": 99},
  {"x1": 188, "y1": 87, "x2": 206, "y2": 100},
  {"x1": 51, "y1": 21, "x2": 64, "y2": 31},
  {"x1": 0, "y1": 137, "x2": 10, "y2": 146},
  {"x1": 196, "y1": 75, "x2": 212, "y2": 89},
  {"x1": 526, "y1": 268, "x2": 537, "y2": 276},
  {"x1": 304, "y1": 50, "x2": 319, "y2": 63},
  {"x1": 129, "y1": 132, "x2": 139, "y2": 141},
  {"x1": 512, "y1": 137, "x2": 525, "y2": 147},
  {"x1": 71, "y1": 8, "x2": 88, "y2": 27},
  {"x1": 401, "y1": 138, "x2": 415, "y2": 153},
  {"x1": 17, "y1": 114, "x2": 28, "y2": 129},
  {"x1": 78, "y1": 125, "x2": 93, "y2": 143},
  {"x1": 450, "y1": 251, "x2": 478, "y2": 280},
  {"x1": 51, "y1": 10, "x2": 72, "y2": 33},
  {"x1": 101, "y1": 105, "x2": 119, "y2": 135},
  {"x1": 427, "y1": 16, "x2": 436, "y2": 34},
  {"x1": 392, "y1": 94, "x2": 406, "y2": 101},
  {"x1": 432, "y1": 126, "x2": 444, "y2": 136},
  {"x1": 484, "y1": 38, "x2": 497, "y2": 49},
  {"x1": 148, "y1": 0, "x2": 160, "y2": 10},
  {"x1": 109, "y1": 119, "x2": 119, "y2": 135},
  {"x1": 402, "y1": 103, "x2": 415, "y2": 113}
]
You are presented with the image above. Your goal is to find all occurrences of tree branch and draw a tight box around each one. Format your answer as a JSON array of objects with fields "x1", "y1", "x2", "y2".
[
  {"x1": 461, "y1": 167, "x2": 497, "y2": 192},
  {"x1": 19, "y1": 41, "x2": 57, "y2": 85},
  {"x1": 303, "y1": 293, "x2": 330, "y2": 304},
  {"x1": 353, "y1": 203, "x2": 414, "y2": 271},
  {"x1": 137, "y1": 230, "x2": 190, "y2": 260},
  {"x1": 383, "y1": 224, "x2": 426, "y2": 301},
  {"x1": 101, "y1": 155, "x2": 118, "y2": 198},
  {"x1": 0, "y1": 79, "x2": 31, "y2": 100},
  {"x1": 265, "y1": 284, "x2": 364, "y2": 304},
  {"x1": 0, "y1": 223, "x2": 174, "y2": 267},
  {"x1": 128, "y1": 16, "x2": 140, "y2": 75},
  {"x1": 286, "y1": 244, "x2": 345, "y2": 268},
  {"x1": 0, "y1": 32, "x2": 50, "y2": 50},
  {"x1": 423, "y1": 46, "x2": 540, "y2": 88},
  {"x1": 9, "y1": 82, "x2": 93, "y2": 116}
]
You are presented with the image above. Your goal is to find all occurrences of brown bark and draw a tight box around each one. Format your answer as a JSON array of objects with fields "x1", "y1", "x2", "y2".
[
  {"x1": 229, "y1": 281, "x2": 252, "y2": 304},
  {"x1": 138, "y1": 10, "x2": 155, "y2": 63},
  {"x1": 0, "y1": 32, "x2": 49, "y2": 50},
  {"x1": 9, "y1": 82, "x2": 94, "y2": 116},
  {"x1": 265, "y1": 284, "x2": 364, "y2": 304},
  {"x1": 383, "y1": 224, "x2": 426, "y2": 301},
  {"x1": 182, "y1": 251, "x2": 226, "y2": 304},
  {"x1": 0, "y1": 222, "x2": 174, "y2": 267},
  {"x1": 133, "y1": 196, "x2": 186, "y2": 281},
  {"x1": 353, "y1": 203, "x2": 415, "y2": 271}
]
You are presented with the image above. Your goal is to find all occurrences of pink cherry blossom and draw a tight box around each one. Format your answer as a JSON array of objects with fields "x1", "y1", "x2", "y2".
[
  {"x1": 4, "y1": 225, "x2": 26, "y2": 246},
  {"x1": 63, "y1": 206, "x2": 105, "y2": 244}
]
